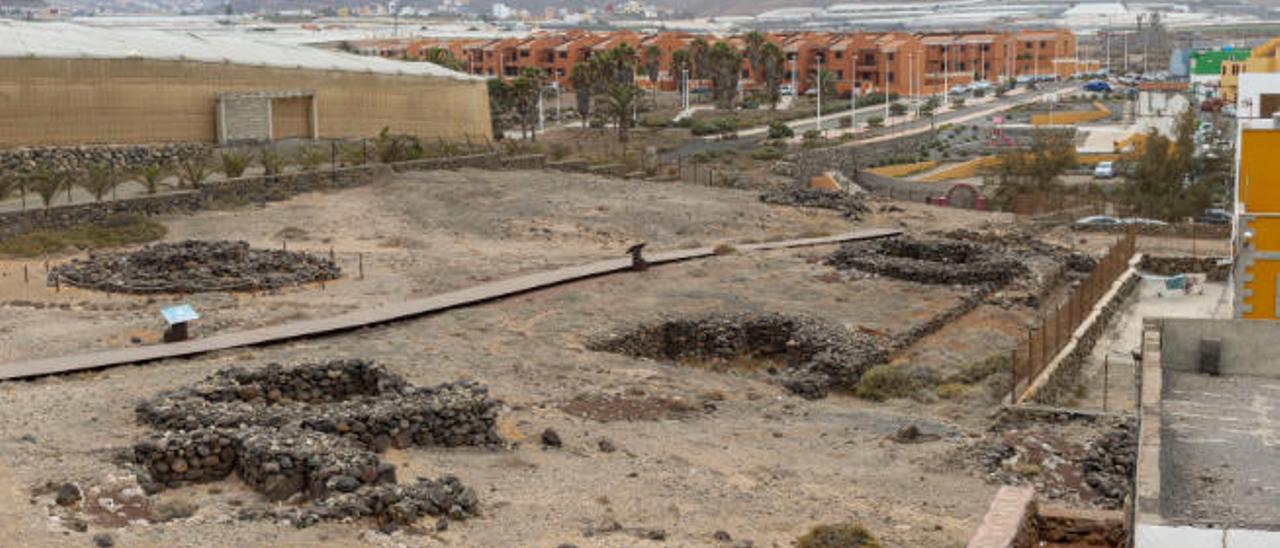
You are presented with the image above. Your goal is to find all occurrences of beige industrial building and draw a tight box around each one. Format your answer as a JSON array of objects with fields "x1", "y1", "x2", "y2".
[{"x1": 0, "y1": 21, "x2": 493, "y2": 148}]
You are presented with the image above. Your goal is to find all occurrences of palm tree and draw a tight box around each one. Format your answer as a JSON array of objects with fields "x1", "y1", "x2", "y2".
[
  {"x1": 759, "y1": 42, "x2": 786, "y2": 110},
  {"x1": 643, "y1": 44, "x2": 662, "y2": 109},
  {"x1": 707, "y1": 42, "x2": 742, "y2": 109},
  {"x1": 138, "y1": 163, "x2": 170, "y2": 195},
  {"x1": 602, "y1": 83, "x2": 643, "y2": 143},
  {"x1": 569, "y1": 62, "x2": 596, "y2": 128},
  {"x1": 29, "y1": 166, "x2": 66, "y2": 210},
  {"x1": 420, "y1": 47, "x2": 464, "y2": 71},
  {"x1": 81, "y1": 162, "x2": 119, "y2": 202},
  {"x1": 669, "y1": 49, "x2": 691, "y2": 100},
  {"x1": 811, "y1": 69, "x2": 838, "y2": 105},
  {"x1": 743, "y1": 31, "x2": 767, "y2": 84},
  {"x1": 688, "y1": 37, "x2": 710, "y2": 80},
  {"x1": 511, "y1": 66, "x2": 546, "y2": 140}
]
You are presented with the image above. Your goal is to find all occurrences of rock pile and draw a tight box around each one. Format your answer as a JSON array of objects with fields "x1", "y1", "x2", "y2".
[
  {"x1": 1082, "y1": 423, "x2": 1136, "y2": 508},
  {"x1": 131, "y1": 359, "x2": 500, "y2": 529},
  {"x1": 0, "y1": 143, "x2": 211, "y2": 173},
  {"x1": 588, "y1": 313, "x2": 887, "y2": 399},
  {"x1": 50, "y1": 240, "x2": 341, "y2": 294},
  {"x1": 759, "y1": 187, "x2": 868, "y2": 220},
  {"x1": 825, "y1": 236, "x2": 1027, "y2": 286}
]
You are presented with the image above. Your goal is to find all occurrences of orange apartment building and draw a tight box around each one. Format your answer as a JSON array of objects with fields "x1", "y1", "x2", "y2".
[{"x1": 404, "y1": 28, "x2": 1085, "y2": 95}]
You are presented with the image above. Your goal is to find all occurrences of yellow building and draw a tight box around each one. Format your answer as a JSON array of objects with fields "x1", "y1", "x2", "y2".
[{"x1": 1224, "y1": 37, "x2": 1280, "y2": 103}]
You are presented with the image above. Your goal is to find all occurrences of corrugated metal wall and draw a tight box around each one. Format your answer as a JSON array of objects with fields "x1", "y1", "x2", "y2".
[{"x1": 0, "y1": 58, "x2": 492, "y2": 147}]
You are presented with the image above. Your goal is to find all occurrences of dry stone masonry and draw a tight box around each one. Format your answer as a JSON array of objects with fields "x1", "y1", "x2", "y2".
[
  {"x1": 131, "y1": 359, "x2": 501, "y2": 529},
  {"x1": 50, "y1": 240, "x2": 341, "y2": 294},
  {"x1": 825, "y1": 236, "x2": 1028, "y2": 286},
  {"x1": 0, "y1": 143, "x2": 211, "y2": 173},
  {"x1": 758, "y1": 187, "x2": 869, "y2": 220},
  {"x1": 588, "y1": 313, "x2": 887, "y2": 399}
]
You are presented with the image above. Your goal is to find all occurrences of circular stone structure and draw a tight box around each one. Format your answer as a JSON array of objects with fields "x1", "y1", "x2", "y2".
[
  {"x1": 588, "y1": 312, "x2": 887, "y2": 399},
  {"x1": 825, "y1": 236, "x2": 1027, "y2": 286},
  {"x1": 50, "y1": 240, "x2": 341, "y2": 294}
]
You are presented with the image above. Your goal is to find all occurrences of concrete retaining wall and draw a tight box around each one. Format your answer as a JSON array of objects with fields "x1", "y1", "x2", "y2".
[
  {"x1": 967, "y1": 486, "x2": 1038, "y2": 548},
  {"x1": 1020, "y1": 255, "x2": 1143, "y2": 405},
  {"x1": 0, "y1": 153, "x2": 551, "y2": 239},
  {"x1": 1156, "y1": 318, "x2": 1280, "y2": 378}
]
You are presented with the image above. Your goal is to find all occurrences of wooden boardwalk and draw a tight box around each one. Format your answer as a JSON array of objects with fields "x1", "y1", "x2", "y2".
[{"x1": 0, "y1": 229, "x2": 899, "y2": 381}]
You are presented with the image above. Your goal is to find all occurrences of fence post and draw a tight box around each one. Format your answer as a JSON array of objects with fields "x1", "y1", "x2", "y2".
[{"x1": 1010, "y1": 348, "x2": 1019, "y2": 403}]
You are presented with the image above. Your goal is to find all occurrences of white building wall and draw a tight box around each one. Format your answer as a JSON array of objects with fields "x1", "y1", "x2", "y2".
[
  {"x1": 1238, "y1": 72, "x2": 1280, "y2": 120},
  {"x1": 1136, "y1": 524, "x2": 1280, "y2": 548}
]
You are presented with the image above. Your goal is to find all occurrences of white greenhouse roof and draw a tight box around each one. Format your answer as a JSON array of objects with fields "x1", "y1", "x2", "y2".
[{"x1": 0, "y1": 21, "x2": 480, "y2": 80}]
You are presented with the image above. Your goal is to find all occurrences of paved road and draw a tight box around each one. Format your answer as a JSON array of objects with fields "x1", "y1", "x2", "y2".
[{"x1": 0, "y1": 229, "x2": 900, "y2": 381}]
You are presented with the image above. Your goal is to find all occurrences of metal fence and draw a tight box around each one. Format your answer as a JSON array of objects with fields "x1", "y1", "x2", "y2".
[{"x1": 1010, "y1": 232, "x2": 1137, "y2": 403}]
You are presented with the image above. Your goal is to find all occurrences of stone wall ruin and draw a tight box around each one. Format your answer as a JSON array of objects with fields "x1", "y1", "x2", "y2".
[{"x1": 131, "y1": 359, "x2": 501, "y2": 529}]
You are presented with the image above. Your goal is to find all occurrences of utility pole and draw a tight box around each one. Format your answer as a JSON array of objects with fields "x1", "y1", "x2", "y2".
[
  {"x1": 682, "y1": 69, "x2": 689, "y2": 110},
  {"x1": 850, "y1": 80, "x2": 857, "y2": 132},
  {"x1": 944, "y1": 43, "x2": 949, "y2": 99},
  {"x1": 816, "y1": 54, "x2": 823, "y2": 135},
  {"x1": 884, "y1": 50, "x2": 891, "y2": 129}
]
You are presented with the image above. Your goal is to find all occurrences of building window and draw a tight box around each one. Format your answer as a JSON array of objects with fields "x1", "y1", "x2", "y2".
[
  {"x1": 742, "y1": 69, "x2": 749, "y2": 78},
  {"x1": 836, "y1": 70, "x2": 844, "y2": 79},
  {"x1": 864, "y1": 54, "x2": 875, "y2": 65},
  {"x1": 556, "y1": 68, "x2": 565, "y2": 77},
  {"x1": 1040, "y1": 41, "x2": 1047, "y2": 48},
  {"x1": 559, "y1": 51, "x2": 567, "y2": 59},
  {"x1": 520, "y1": 50, "x2": 529, "y2": 57},
  {"x1": 835, "y1": 51, "x2": 843, "y2": 59},
  {"x1": 887, "y1": 72, "x2": 894, "y2": 83},
  {"x1": 887, "y1": 52, "x2": 895, "y2": 61}
]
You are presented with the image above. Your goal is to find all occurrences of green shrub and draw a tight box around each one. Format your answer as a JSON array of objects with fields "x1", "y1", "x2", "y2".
[
  {"x1": 750, "y1": 147, "x2": 784, "y2": 161},
  {"x1": 549, "y1": 142, "x2": 571, "y2": 161},
  {"x1": 796, "y1": 523, "x2": 881, "y2": 548},
  {"x1": 219, "y1": 150, "x2": 250, "y2": 178},
  {"x1": 768, "y1": 121, "x2": 795, "y2": 139},
  {"x1": 259, "y1": 147, "x2": 285, "y2": 176},
  {"x1": 854, "y1": 363, "x2": 939, "y2": 402},
  {"x1": 866, "y1": 116, "x2": 884, "y2": 128},
  {"x1": 639, "y1": 114, "x2": 668, "y2": 128},
  {"x1": 889, "y1": 102, "x2": 908, "y2": 116},
  {"x1": 802, "y1": 129, "x2": 821, "y2": 141},
  {"x1": 296, "y1": 145, "x2": 326, "y2": 172}
]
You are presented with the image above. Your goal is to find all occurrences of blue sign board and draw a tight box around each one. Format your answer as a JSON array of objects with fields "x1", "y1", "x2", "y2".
[{"x1": 161, "y1": 304, "x2": 199, "y2": 325}]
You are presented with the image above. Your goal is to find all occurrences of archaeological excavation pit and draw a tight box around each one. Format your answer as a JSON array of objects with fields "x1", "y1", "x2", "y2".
[
  {"x1": 49, "y1": 240, "x2": 341, "y2": 294},
  {"x1": 825, "y1": 236, "x2": 1028, "y2": 286},
  {"x1": 130, "y1": 359, "x2": 502, "y2": 529},
  {"x1": 587, "y1": 313, "x2": 887, "y2": 399}
]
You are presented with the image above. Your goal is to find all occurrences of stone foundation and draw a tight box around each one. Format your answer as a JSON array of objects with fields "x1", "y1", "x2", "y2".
[{"x1": 131, "y1": 359, "x2": 500, "y2": 529}]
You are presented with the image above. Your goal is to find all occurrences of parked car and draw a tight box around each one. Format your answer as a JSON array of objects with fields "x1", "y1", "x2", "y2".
[
  {"x1": 1083, "y1": 80, "x2": 1112, "y2": 93},
  {"x1": 949, "y1": 84, "x2": 969, "y2": 96},
  {"x1": 1073, "y1": 215, "x2": 1122, "y2": 227},
  {"x1": 1093, "y1": 161, "x2": 1116, "y2": 179},
  {"x1": 1122, "y1": 217, "x2": 1168, "y2": 226},
  {"x1": 779, "y1": 84, "x2": 795, "y2": 96},
  {"x1": 1200, "y1": 208, "x2": 1231, "y2": 225}
]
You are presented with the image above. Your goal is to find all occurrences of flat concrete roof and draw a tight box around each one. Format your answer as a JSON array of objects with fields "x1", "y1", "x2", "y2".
[{"x1": 1161, "y1": 369, "x2": 1280, "y2": 530}]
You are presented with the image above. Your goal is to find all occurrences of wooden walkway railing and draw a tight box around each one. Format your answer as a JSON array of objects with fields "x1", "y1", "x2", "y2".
[{"x1": 0, "y1": 229, "x2": 900, "y2": 381}]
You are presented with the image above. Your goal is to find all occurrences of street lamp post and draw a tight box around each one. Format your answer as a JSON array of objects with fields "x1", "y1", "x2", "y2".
[{"x1": 816, "y1": 54, "x2": 823, "y2": 135}]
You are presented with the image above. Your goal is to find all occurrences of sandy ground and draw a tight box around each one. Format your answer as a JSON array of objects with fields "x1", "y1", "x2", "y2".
[{"x1": 0, "y1": 168, "x2": 1065, "y2": 547}]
